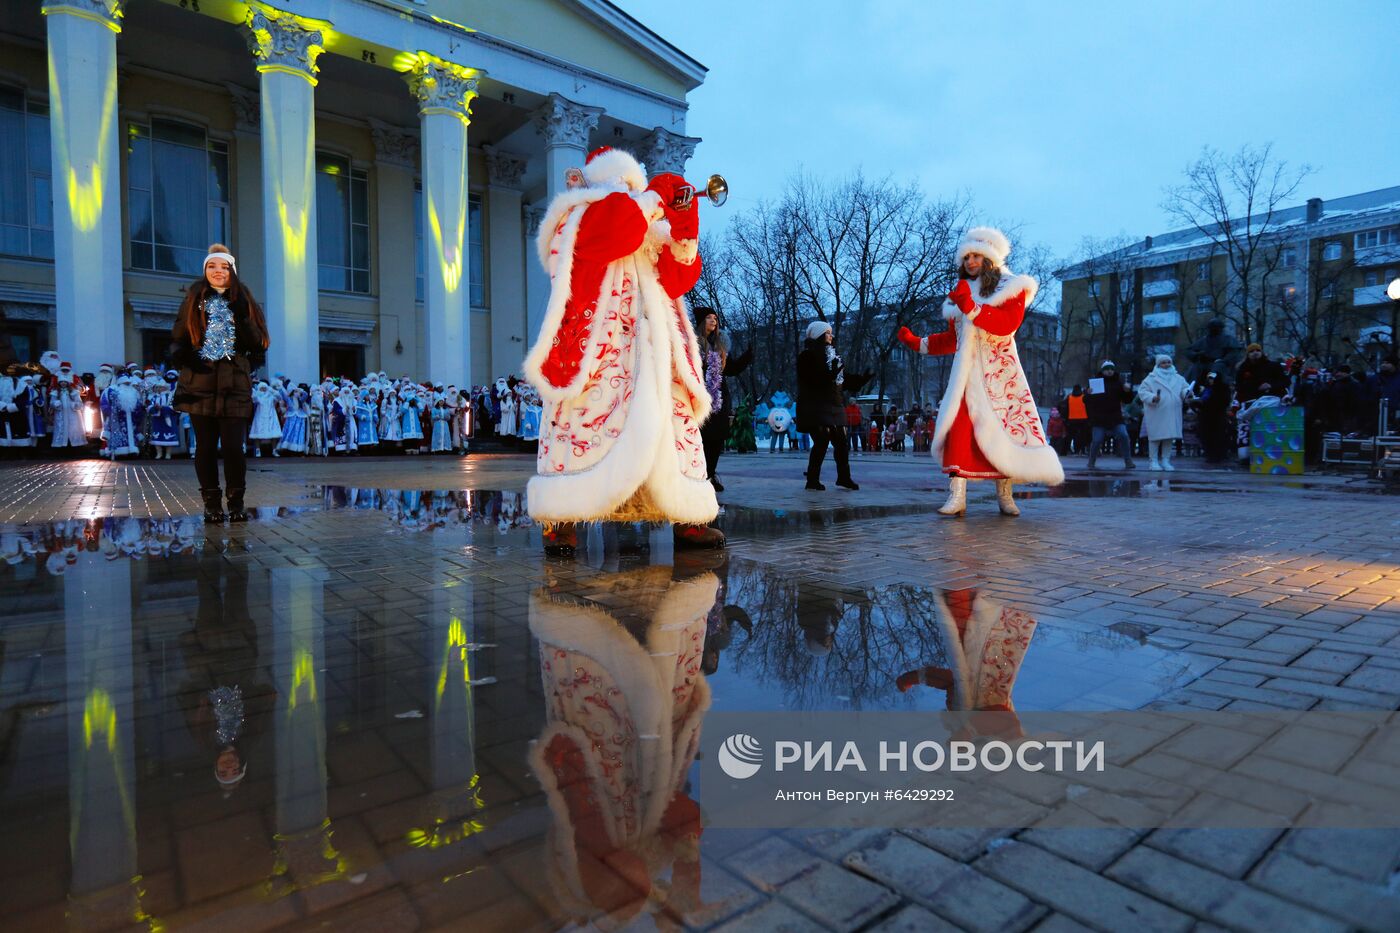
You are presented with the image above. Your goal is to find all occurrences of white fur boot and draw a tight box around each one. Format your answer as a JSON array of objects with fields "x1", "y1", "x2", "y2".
[
  {"x1": 996, "y1": 479, "x2": 1020, "y2": 516},
  {"x1": 938, "y1": 476, "x2": 967, "y2": 516},
  {"x1": 1161, "y1": 442, "x2": 1176, "y2": 471}
]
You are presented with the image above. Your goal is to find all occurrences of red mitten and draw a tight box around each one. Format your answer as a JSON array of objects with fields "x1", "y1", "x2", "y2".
[
  {"x1": 896, "y1": 326, "x2": 921, "y2": 352},
  {"x1": 949, "y1": 280, "x2": 975, "y2": 314}
]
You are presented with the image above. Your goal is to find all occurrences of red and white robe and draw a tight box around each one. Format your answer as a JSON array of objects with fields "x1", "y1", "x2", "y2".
[{"x1": 912, "y1": 274, "x2": 1064, "y2": 484}]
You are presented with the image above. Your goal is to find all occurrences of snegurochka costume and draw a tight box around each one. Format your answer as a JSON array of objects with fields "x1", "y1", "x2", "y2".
[
  {"x1": 522, "y1": 146, "x2": 723, "y2": 552},
  {"x1": 897, "y1": 227, "x2": 1063, "y2": 516}
]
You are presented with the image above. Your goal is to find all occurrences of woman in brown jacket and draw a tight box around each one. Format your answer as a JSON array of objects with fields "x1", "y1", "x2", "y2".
[{"x1": 170, "y1": 244, "x2": 269, "y2": 523}]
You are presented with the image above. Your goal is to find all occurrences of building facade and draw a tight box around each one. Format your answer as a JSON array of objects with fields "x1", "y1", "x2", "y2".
[
  {"x1": 0, "y1": 0, "x2": 705, "y2": 387},
  {"x1": 1057, "y1": 186, "x2": 1400, "y2": 384}
]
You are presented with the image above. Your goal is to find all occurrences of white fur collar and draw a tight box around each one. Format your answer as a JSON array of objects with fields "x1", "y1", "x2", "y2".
[{"x1": 943, "y1": 272, "x2": 1038, "y2": 321}]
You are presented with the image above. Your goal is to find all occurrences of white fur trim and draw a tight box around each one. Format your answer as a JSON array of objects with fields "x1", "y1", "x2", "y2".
[
  {"x1": 942, "y1": 273, "x2": 1039, "y2": 321},
  {"x1": 583, "y1": 147, "x2": 648, "y2": 192},
  {"x1": 956, "y1": 226, "x2": 1011, "y2": 268},
  {"x1": 930, "y1": 276, "x2": 1064, "y2": 486}
]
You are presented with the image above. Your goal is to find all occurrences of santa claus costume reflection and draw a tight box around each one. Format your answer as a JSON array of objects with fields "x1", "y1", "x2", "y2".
[
  {"x1": 896, "y1": 588, "x2": 1037, "y2": 740},
  {"x1": 897, "y1": 227, "x2": 1063, "y2": 516},
  {"x1": 523, "y1": 147, "x2": 722, "y2": 553},
  {"x1": 528, "y1": 559, "x2": 714, "y2": 926}
]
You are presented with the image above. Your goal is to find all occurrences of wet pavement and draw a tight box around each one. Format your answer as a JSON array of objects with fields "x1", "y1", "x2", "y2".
[{"x1": 1, "y1": 455, "x2": 1399, "y2": 931}]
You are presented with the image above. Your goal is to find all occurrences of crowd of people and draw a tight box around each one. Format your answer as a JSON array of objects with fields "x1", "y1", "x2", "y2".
[
  {"x1": 1046, "y1": 346, "x2": 1400, "y2": 469},
  {"x1": 0, "y1": 353, "x2": 545, "y2": 461}
]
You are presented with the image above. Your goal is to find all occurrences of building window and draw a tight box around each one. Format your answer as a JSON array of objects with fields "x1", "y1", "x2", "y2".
[
  {"x1": 413, "y1": 183, "x2": 484, "y2": 307},
  {"x1": 1322, "y1": 241, "x2": 1342, "y2": 261},
  {"x1": 1146, "y1": 266, "x2": 1175, "y2": 283},
  {"x1": 1196, "y1": 295, "x2": 1213, "y2": 313},
  {"x1": 1196, "y1": 261, "x2": 1210, "y2": 281},
  {"x1": 128, "y1": 118, "x2": 229, "y2": 275},
  {"x1": 1321, "y1": 282, "x2": 1336, "y2": 299},
  {"x1": 1281, "y1": 247, "x2": 1296, "y2": 268},
  {"x1": 1364, "y1": 271, "x2": 1379, "y2": 287},
  {"x1": 1355, "y1": 228, "x2": 1399, "y2": 250},
  {"x1": 316, "y1": 154, "x2": 370, "y2": 293},
  {"x1": 1086, "y1": 280, "x2": 1099, "y2": 297},
  {"x1": 0, "y1": 85, "x2": 53, "y2": 260}
]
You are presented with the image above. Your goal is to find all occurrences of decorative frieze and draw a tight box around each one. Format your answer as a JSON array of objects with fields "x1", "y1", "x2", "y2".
[
  {"x1": 369, "y1": 118, "x2": 419, "y2": 168},
  {"x1": 39, "y1": 0, "x2": 125, "y2": 33},
  {"x1": 531, "y1": 93, "x2": 602, "y2": 151},
  {"x1": 244, "y1": 3, "x2": 328, "y2": 84},
  {"x1": 483, "y1": 145, "x2": 528, "y2": 189},
  {"x1": 637, "y1": 126, "x2": 700, "y2": 176},
  {"x1": 226, "y1": 83, "x2": 260, "y2": 132},
  {"x1": 404, "y1": 54, "x2": 480, "y2": 123}
]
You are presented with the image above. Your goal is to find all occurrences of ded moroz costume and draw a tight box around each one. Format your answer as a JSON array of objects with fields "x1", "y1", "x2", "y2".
[
  {"x1": 523, "y1": 146, "x2": 721, "y2": 552},
  {"x1": 897, "y1": 227, "x2": 1063, "y2": 516}
]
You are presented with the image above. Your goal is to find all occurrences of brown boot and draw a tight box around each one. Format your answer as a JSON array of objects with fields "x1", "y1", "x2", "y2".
[
  {"x1": 674, "y1": 523, "x2": 725, "y2": 549},
  {"x1": 542, "y1": 522, "x2": 578, "y2": 555}
]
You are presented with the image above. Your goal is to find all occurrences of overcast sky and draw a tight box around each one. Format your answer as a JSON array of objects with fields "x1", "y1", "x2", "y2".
[{"x1": 617, "y1": 0, "x2": 1400, "y2": 266}]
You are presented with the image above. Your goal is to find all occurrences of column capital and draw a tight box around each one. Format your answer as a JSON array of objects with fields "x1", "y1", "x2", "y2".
[
  {"x1": 531, "y1": 93, "x2": 602, "y2": 151},
  {"x1": 243, "y1": 3, "x2": 329, "y2": 85},
  {"x1": 40, "y1": 0, "x2": 125, "y2": 33},
  {"x1": 369, "y1": 118, "x2": 419, "y2": 169},
  {"x1": 483, "y1": 145, "x2": 527, "y2": 190},
  {"x1": 404, "y1": 53, "x2": 480, "y2": 124},
  {"x1": 226, "y1": 83, "x2": 259, "y2": 132},
  {"x1": 637, "y1": 126, "x2": 700, "y2": 176},
  {"x1": 524, "y1": 205, "x2": 546, "y2": 237}
]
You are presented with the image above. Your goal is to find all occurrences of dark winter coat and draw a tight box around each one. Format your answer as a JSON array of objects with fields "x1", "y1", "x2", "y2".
[
  {"x1": 1084, "y1": 372, "x2": 1134, "y2": 427},
  {"x1": 795, "y1": 338, "x2": 847, "y2": 431},
  {"x1": 1234, "y1": 356, "x2": 1287, "y2": 404},
  {"x1": 170, "y1": 289, "x2": 267, "y2": 420}
]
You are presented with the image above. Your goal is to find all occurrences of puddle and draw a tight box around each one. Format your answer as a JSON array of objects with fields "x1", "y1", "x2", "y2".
[{"x1": 0, "y1": 496, "x2": 1224, "y2": 929}]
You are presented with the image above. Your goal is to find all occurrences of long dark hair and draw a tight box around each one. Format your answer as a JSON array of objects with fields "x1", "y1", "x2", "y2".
[
  {"x1": 959, "y1": 257, "x2": 1004, "y2": 298},
  {"x1": 693, "y1": 306, "x2": 721, "y2": 350},
  {"x1": 174, "y1": 245, "x2": 270, "y2": 350}
]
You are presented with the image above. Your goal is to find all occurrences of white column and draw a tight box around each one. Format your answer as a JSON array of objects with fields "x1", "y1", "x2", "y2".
[
  {"x1": 65, "y1": 555, "x2": 141, "y2": 925},
  {"x1": 42, "y1": 0, "x2": 126, "y2": 372},
  {"x1": 523, "y1": 204, "x2": 548, "y2": 347},
  {"x1": 483, "y1": 145, "x2": 528, "y2": 380},
  {"x1": 245, "y1": 3, "x2": 327, "y2": 382},
  {"x1": 407, "y1": 54, "x2": 481, "y2": 388},
  {"x1": 531, "y1": 93, "x2": 602, "y2": 201},
  {"x1": 529, "y1": 94, "x2": 600, "y2": 348},
  {"x1": 636, "y1": 125, "x2": 701, "y2": 177}
]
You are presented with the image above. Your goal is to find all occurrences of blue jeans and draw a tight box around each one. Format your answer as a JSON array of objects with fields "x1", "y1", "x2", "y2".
[{"x1": 1088, "y1": 424, "x2": 1135, "y2": 467}]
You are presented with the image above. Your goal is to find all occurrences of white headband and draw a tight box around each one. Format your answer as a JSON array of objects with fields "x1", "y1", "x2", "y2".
[{"x1": 204, "y1": 251, "x2": 237, "y2": 274}]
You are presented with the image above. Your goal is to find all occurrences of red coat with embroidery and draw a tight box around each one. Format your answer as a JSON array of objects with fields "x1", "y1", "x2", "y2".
[
  {"x1": 911, "y1": 275, "x2": 1064, "y2": 485},
  {"x1": 522, "y1": 158, "x2": 717, "y2": 524}
]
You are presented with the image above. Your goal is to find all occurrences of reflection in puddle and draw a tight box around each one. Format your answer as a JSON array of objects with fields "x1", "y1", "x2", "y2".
[{"x1": 0, "y1": 497, "x2": 1214, "y2": 929}]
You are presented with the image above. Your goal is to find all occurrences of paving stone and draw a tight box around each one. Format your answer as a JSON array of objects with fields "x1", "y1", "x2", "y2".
[
  {"x1": 1342, "y1": 663, "x2": 1400, "y2": 695},
  {"x1": 1018, "y1": 826, "x2": 1144, "y2": 871},
  {"x1": 1146, "y1": 827, "x2": 1282, "y2": 879},
  {"x1": 1106, "y1": 844, "x2": 1347, "y2": 933},
  {"x1": 976, "y1": 840, "x2": 1192, "y2": 932},
  {"x1": 775, "y1": 860, "x2": 901, "y2": 932},
  {"x1": 1281, "y1": 827, "x2": 1400, "y2": 886},
  {"x1": 725, "y1": 835, "x2": 823, "y2": 891},
  {"x1": 1260, "y1": 677, "x2": 1400, "y2": 708},
  {"x1": 1248, "y1": 633, "x2": 1319, "y2": 658},
  {"x1": 1250, "y1": 851, "x2": 1400, "y2": 932},
  {"x1": 1292, "y1": 648, "x2": 1366, "y2": 674},
  {"x1": 845, "y1": 833, "x2": 1043, "y2": 932},
  {"x1": 710, "y1": 898, "x2": 828, "y2": 933},
  {"x1": 864, "y1": 904, "x2": 962, "y2": 933}
]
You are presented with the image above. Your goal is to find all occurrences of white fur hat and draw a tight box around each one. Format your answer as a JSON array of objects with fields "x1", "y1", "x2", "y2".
[
  {"x1": 806, "y1": 320, "x2": 833, "y2": 341},
  {"x1": 956, "y1": 226, "x2": 1012, "y2": 268},
  {"x1": 581, "y1": 146, "x2": 647, "y2": 192}
]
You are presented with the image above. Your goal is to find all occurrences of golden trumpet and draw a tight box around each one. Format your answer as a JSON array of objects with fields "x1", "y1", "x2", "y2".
[{"x1": 674, "y1": 174, "x2": 730, "y2": 209}]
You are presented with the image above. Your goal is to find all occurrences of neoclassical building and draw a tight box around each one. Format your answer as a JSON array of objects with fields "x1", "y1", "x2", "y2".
[{"x1": 0, "y1": 0, "x2": 705, "y2": 386}]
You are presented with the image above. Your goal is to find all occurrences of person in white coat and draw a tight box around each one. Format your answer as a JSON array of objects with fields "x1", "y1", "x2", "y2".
[{"x1": 1136, "y1": 354, "x2": 1194, "y2": 470}]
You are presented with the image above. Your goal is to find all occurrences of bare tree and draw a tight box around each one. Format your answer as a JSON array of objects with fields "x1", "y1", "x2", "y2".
[{"x1": 1162, "y1": 143, "x2": 1312, "y2": 346}]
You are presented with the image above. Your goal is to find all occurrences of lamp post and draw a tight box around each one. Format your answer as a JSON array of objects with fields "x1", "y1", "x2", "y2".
[{"x1": 1388, "y1": 277, "x2": 1400, "y2": 359}]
